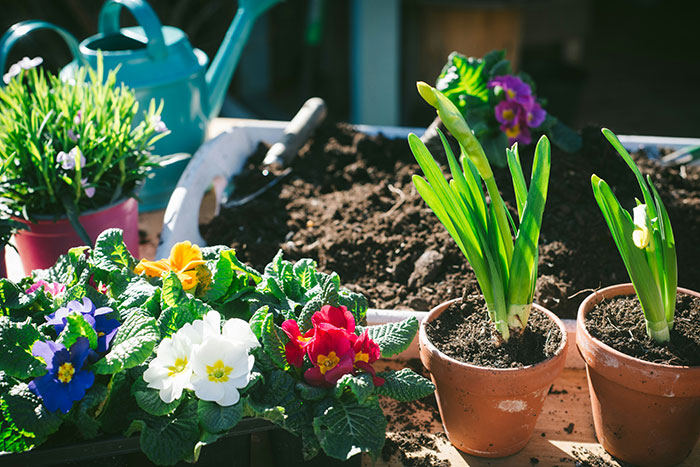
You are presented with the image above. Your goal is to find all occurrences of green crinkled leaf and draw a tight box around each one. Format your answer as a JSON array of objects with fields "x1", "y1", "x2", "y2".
[
  {"x1": 333, "y1": 373, "x2": 373, "y2": 404},
  {"x1": 547, "y1": 118, "x2": 582, "y2": 153},
  {"x1": 58, "y1": 313, "x2": 98, "y2": 350},
  {"x1": 249, "y1": 306, "x2": 269, "y2": 340},
  {"x1": 132, "y1": 374, "x2": 182, "y2": 416},
  {"x1": 367, "y1": 318, "x2": 419, "y2": 358},
  {"x1": 375, "y1": 369, "x2": 435, "y2": 402},
  {"x1": 34, "y1": 248, "x2": 89, "y2": 289},
  {"x1": 338, "y1": 289, "x2": 368, "y2": 326},
  {"x1": 71, "y1": 384, "x2": 109, "y2": 439},
  {"x1": 249, "y1": 370, "x2": 306, "y2": 431},
  {"x1": 0, "y1": 317, "x2": 46, "y2": 378},
  {"x1": 118, "y1": 276, "x2": 159, "y2": 312},
  {"x1": 296, "y1": 382, "x2": 328, "y2": 402},
  {"x1": 197, "y1": 399, "x2": 244, "y2": 433},
  {"x1": 0, "y1": 396, "x2": 39, "y2": 453},
  {"x1": 204, "y1": 254, "x2": 234, "y2": 302},
  {"x1": 312, "y1": 396, "x2": 386, "y2": 461},
  {"x1": 157, "y1": 297, "x2": 212, "y2": 339},
  {"x1": 0, "y1": 279, "x2": 37, "y2": 312},
  {"x1": 436, "y1": 52, "x2": 489, "y2": 107},
  {"x1": 261, "y1": 313, "x2": 290, "y2": 371},
  {"x1": 92, "y1": 310, "x2": 159, "y2": 375},
  {"x1": 91, "y1": 228, "x2": 136, "y2": 273},
  {"x1": 134, "y1": 398, "x2": 200, "y2": 466},
  {"x1": 3, "y1": 383, "x2": 62, "y2": 439},
  {"x1": 226, "y1": 249, "x2": 262, "y2": 284},
  {"x1": 316, "y1": 272, "x2": 340, "y2": 306},
  {"x1": 297, "y1": 296, "x2": 323, "y2": 332},
  {"x1": 293, "y1": 258, "x2": 318, "y2": 291},
  {"x1": 55, "y1": 284, "x2": 87, "y2": 307},
  {"x1": 161, "y1": 272, "x2": 187, "y2": 308}
]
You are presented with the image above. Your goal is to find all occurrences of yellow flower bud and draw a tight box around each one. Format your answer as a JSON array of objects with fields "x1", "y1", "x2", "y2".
[{"x1": 632, "y1": 204, "x2": 650, "y2": 249}]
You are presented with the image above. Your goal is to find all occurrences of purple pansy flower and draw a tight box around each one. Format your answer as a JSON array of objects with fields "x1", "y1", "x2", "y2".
[
  {"x1": 57, "y1": 147, "x2": 85, "y2": 170},
  {"x1": 488, "y1": 75, "x2": 532, "y2": 102},
  {"x1": 28, "y1": 337, "x2": 94, "y2": 413},
  {"x1": 46, "y1": 297, "x2": 120, "y2": 354},
  {"x1": 25, "y1": 280, "x2": 66, "y2": 297}
]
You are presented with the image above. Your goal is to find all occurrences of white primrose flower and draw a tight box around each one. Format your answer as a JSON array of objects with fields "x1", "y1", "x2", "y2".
[
  {"x1": 190, "y1": 335, "x2": 255, "y2": 407},
  {"x1": 143, "y1": 323, "x2": 200, "y2": 403},
  {"x1": 632, "y1": 204, "x2": 651, "y2": 249}
]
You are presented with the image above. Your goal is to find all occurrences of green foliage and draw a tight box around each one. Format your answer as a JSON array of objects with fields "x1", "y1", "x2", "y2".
[
  {"x1": 0, "y1": 317, "x2": 46, "y2": 378},
  {"x1": 132, "y1": 374, "x2": 182, "y2": 417},
  {"x1": 334, "y1": 373, "x2": 373, "y2": 404},
  {"x1": 410, "y1": 88, "x2": 551, "y2": 340},
  {"x1": 58, "y1": 313, "x2": 98, "y2": 350},
  {"x1": 375, "y1": 369, "x2": 435, "y2": 402},
  {"x1": 366, "y1": 318, "x2": 419, "y2": 358},
  {"x1": 0, "y1": 60, "x2": 168, "y2": 221},
  {"x1": 92, "y1": 310, "x2": 159, "y2": 374},
  {"x1": 591, "y1": 129, "x2": 677, "y2": 343},
  {"x1": 3, "y1": 383, "x2": 62, "y2": 439},
  {"x1": 434, "y1": 50, "x2": 580, "y2": 166},
  {"x1": 197, "y1": 399, "x2": 244, "y2": 433}
]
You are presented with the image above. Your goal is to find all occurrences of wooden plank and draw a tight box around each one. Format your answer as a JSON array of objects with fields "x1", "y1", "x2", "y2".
[{"x1": 368, "y1": 362, "x2": 700, "y2": 466}]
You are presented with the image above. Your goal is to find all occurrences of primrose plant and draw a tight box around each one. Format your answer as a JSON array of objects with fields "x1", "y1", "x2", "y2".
[
  {"x1": 433, "y1": 50, "x2": 580, "y2": 167},
  {"x1": 591, "y1": 129, "x2": 677, "y2": 343},
  {"x1": 410, "y1": 82, "x2": 551, "y2": 341}
]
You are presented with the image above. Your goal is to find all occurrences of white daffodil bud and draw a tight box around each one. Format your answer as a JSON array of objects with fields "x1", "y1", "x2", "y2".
[{"x1": 632, "y1": 204, "x2": 650, "y2": 249}]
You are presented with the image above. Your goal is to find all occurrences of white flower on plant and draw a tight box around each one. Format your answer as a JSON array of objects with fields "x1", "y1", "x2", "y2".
[
  {"x1": 3, "y1": 56, "x2": 43, "y2": 84},
  {"x1": 57, "y1": 147, "x2": 85, "y2": 170},
  {"x1": 143, "y1": 326, "x2": 199, "y2": 403},
  {"x1": 190, "y1": 335, "x2": 255, "y2": 406},
  {"x1": 632, "y1": 204, "x2": 650, "y2": 249},
  {"x1": 150, "y1": 115, "x2": 168, "y2": 133},
  {"x1": 81, "y1": 178, "x2": 95, "y2": 198}
]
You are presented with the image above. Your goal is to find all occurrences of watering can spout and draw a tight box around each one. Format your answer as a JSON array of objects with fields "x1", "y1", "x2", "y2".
[{"x1": 205, "y1": 0, "x2": 282, "y2": 120}]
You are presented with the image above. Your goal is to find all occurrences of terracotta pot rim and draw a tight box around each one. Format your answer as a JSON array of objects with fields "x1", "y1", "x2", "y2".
[
  {"x1": 419, "y1": 297, "x2": 568, "y2": 374},
  {"x1": 577, "y1": 283, "x2": 700, "y2": 372},
  {"x1": 12, "y1": 196, "x2": 136, "y2": 224}
]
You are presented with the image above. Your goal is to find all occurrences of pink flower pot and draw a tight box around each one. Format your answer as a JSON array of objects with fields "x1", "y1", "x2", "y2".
[
  {"x1": 14, "y1": 198, "x2": 139, "y2": 274},
  {"x1": 0, "y1": 247, "x2": 6, "y2": 278}
]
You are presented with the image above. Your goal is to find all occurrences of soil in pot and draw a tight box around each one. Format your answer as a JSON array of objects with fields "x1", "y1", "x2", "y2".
[
  {"x1": 202, "y1": 123, "x2": 700, "y2": 318},
  {"x1": 586, "y1": 293, "x2": 700, "y2": 365},
  {"x1": 425, "y1": 295, "x2": 562, "y2": 368}
]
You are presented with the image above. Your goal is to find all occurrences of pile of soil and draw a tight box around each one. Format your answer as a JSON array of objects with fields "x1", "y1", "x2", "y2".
[
  {"x1": 586, "y1": 293, "x2": 700, "y2": 365},
  {"x1": 425, "y1": 295, "x2": 563, "y2": 368},
  {"x1": 203, "y1": 123, "x2": 700, "y2": 318}
]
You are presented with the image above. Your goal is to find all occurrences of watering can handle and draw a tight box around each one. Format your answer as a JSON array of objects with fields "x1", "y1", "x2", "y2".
[
  {"x1": 98, "y1": 0, "x2": 167, "y2": 61},
  {"x1": 0, "y1": 20, "x2": 85, "y2": 85}
]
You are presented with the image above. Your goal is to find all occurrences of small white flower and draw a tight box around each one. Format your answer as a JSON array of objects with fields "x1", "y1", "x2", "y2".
[
  {"x1": 632, "y1": 204, "x2": 650, "y2": 249},
  {"x1": 190, "y1": 336, "x2": 255, "y2": 406},
  {"x1": 3, "y1": 56, "x2": 43, "y2": 84},
  {"x1": 81, "y1": 178, "x2": 95, "y2": 198},
  {"x1": 143, "y1": 329, "x2": 198, "y2": 403},
  {"x1": 57, "y1": 147, "x2": 85, "y2": 170},
  {"x1": 150, "y1": 115, "x2": 168, "y2": 133},
  {"x1": 74, "y1": 110, "x2": 82, "y2": 125}
]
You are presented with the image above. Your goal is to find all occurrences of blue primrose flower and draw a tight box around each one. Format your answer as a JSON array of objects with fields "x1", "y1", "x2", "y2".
[
  {"x1": 46, "y1": 297, "x2": 120, "y2": 353},
  {"x1": 28, "y1": 337, "x2": 95, "y2": 413}
]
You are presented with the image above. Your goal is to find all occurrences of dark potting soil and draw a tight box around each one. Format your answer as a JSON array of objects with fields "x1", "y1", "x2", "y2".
[
  {"x1": 202, "y1": 123, "x2": 700, "y2": 319},
  {"x1": 424, "y1": 295, "x2": 563, "y2": 368},
  {"x1": 586, "y1": 293, "x2": 700, "y2": 366}
]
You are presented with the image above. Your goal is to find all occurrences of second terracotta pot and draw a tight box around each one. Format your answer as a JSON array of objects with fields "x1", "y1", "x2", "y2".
[
  {"x1": 577, "y1": 284, "x2": 700, "y2": 467},
  {"x1": 419, "y1": 299, "x2": 568, "y2": 457}
]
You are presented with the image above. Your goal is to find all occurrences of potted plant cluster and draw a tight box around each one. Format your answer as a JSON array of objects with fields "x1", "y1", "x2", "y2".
[
  {"x1": 577, "y1": 129, "x2": 700, "y2": 466},
  {"x1": 410, "y1": 82, "x2": 568, "y2": 457},
  {"x1": 427, "y1": 50, "x2": 581, "y2": 166},
  {"x1": 0, "y1": 57, "x2": 169, "y2": 274},
  {"x1": 0, "y1": 229, "x2": 434, "y2": 465}
]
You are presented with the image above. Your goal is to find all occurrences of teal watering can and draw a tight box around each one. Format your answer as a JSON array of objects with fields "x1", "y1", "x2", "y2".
[{"x1": 0, "y1": 0, "x2": 282, "y2": 210}]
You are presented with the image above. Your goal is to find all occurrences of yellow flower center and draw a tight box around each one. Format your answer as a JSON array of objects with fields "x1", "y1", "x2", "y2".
[
  {"x1": 317, "y1": 351, "x2": 340, "y2": 375},
  {"x1": 507, "y1": 89, "x2": 516, "y2": 99},
  {"x1": 297, "y1": 335, "x2": 312, "y2": 345},
  {"x1": 505, "y1": 125, "x2": 521, "y2": 138},
  {"x1": 57, "y1": 363, "x2": 75, "y2": 384},
  {"x1": 167, "y1": 357, "x2": 189, "y2": 377},
  {"x1": 207, "y1": 359, "x2": 233, "y2": 383},
  {"x1": 502, "y1": 109, "x2": 515, "y2": 121},
  {"x1": 355, "y1": 352, "x2": 370, "y2": 364}
]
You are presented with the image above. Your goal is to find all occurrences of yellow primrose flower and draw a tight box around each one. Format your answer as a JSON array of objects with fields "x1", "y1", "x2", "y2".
[{"x1": 135, "y1": 241, "x2": 207, "y2": 291}]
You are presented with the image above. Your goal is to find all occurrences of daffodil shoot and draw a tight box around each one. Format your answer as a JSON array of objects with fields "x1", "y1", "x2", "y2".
[
  {"x1": 410, "y1": 82, "x2": 551, "y2": 341},
  {"x1": 591, "y1": 129, "x2": 677, "y2": 343}
]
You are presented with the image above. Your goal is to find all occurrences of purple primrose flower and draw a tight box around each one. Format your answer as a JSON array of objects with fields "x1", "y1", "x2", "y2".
[
  {"x1": 488, "y1": 75, "x2": 547, "y2": 145},
  {"x1": 28, "y1": 338, "x2": 94, "y2": 413},
  {"x1": 494, "y1": 100, "x2": 523, "y2": 126},
  {"x1": 488, "y1": 75, "x2": 532, "y2": 102},
  {"x1": 47, "y1": 297, "x2": 120, "y2": 354}
]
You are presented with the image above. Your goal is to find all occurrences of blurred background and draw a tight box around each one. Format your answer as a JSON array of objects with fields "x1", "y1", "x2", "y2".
[{"x1": 1, "y1": 0, "x2": 698, "y2": 136}]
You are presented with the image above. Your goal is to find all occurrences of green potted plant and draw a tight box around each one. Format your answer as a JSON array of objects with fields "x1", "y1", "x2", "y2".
[
  {"x1": 411, "y1": 82, "x2": 568, "y2": 457},
  {"x1": 425, "y1": 50, "x2": 581, "y2": 167},
  {"x1": 0, "y1": 229, "x2": 434, "y2": 465},
  {"x1": 0, "y1": 57, "x2": 168, "y2": 274},
  {"x1": 577, "y1": 129, "x2": 700, "y2": 467}
]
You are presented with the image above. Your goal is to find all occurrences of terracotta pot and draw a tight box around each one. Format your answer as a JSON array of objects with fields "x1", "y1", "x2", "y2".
[
  {"x1": 419, "y1": 299, "x2": 568, "y2": 457},
  {"x1": 577, "y1": 283, "x2": 700, "y2": 467},
  {"x1": 0, "y1": 246, "x2": 6, "y2": 278},
  {"x1": 13, "y1": 198, "x2": 139, "y2": 274}
]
